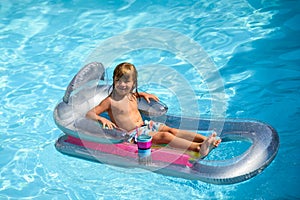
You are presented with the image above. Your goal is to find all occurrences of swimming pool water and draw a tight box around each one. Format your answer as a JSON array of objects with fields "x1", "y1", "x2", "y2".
[{"x1": 1, "y1": 0, "x2": 299, "y2": 199}]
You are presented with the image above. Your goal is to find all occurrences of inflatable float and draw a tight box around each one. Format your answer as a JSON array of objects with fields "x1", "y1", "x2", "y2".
[{"x1": 54, "y1": 62, "x2": 279, "y2": 185}]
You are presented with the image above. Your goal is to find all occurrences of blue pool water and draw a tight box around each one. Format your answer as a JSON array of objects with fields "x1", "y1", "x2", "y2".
[{"x1": 1, "y1": 0, "x2": 299, "y2": 199}]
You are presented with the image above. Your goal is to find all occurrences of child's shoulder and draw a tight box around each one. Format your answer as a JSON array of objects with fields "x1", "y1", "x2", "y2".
[
  {"x1": 129, "y1": 93, "x2": 138, "y2": 101},
  {"x1": 99, "y1": 96, "x2": 112, "y2": 106}
]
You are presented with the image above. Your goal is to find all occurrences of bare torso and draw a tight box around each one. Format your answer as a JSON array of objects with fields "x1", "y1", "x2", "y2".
[{"x1": 108, "y1": 94, "x2": 144, "y2": 132}]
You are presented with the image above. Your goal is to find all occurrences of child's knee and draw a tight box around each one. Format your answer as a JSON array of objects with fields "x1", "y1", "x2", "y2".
[
  {"x1": 162, "y1": 126, "x2": 178, "y2": 135},
  {"x1": 171, "y1": 128, "x2": 179, "y2": 135},
  {"x1": 154, "y1": 132, "x2": 174, "y2": 143}
]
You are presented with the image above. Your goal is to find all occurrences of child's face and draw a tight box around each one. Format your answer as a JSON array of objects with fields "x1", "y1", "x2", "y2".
[{"x1": 114, "y1": 72, "x2": 135, "y2": 96}]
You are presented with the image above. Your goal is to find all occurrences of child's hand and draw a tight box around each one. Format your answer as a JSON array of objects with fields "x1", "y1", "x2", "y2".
[
  {"x1": 142, "y1": 93, "x2": 159, "y2": 103},
  {"x1": 98, "y1": 117, "x2": 117, "y2": 129}
]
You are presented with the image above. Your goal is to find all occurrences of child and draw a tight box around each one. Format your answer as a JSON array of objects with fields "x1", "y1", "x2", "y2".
[{"x1": 86, "y1": 62, "x2": 221, "y2": 156}]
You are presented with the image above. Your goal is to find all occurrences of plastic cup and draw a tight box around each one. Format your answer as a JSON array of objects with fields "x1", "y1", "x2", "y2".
[
  {"x1": 137, "y1": 135, "x2": 152, "y2": 165},
  {"x1": 137, "y1": 135, "x2": 152, "y2": 150}
]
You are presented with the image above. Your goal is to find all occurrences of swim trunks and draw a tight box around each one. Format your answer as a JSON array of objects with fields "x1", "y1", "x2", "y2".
[{"x1": 128, "y1": 120, "x2": 164, "y2": 142}]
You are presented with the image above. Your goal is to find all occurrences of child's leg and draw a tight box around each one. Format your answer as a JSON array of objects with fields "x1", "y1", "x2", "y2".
[
  {"x1": 150, "y1": 131, "x2": 200, "y2": 152},
  {"x1": 159, "y1": 125, "x2": 207, "y2": 143},
  {"x1": 150, "y1": 131, "x2": 221, "y2": 153}
]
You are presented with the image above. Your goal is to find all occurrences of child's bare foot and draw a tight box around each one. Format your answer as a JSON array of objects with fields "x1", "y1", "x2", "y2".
[
  {"x1": 199, "y1": 135, "x2": 215, "y2": 158},
  {"x1": 199, "y1": 133, "x2": 221, "y2": 158},
  {"x1": 213, "y1": 132, "x2": 221, "y2": 147}
]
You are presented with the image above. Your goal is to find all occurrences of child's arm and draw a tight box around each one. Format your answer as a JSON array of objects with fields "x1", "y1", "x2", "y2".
[
  {"x1": 136, "y1": 92, "x2": 159, "y2": 103},
  {"x1": 86, "y1": 97, "x2": 117, "y2": 129}
]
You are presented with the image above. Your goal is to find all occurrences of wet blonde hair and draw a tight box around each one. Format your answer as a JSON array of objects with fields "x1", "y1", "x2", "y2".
[{"x1": 110, "y1": 62, "x2": 139, "y2": 95}]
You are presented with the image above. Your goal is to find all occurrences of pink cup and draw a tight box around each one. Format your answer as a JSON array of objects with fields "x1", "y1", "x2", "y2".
[{"x1": 137, "y1": 135, "x2": 152, "y2": 150}]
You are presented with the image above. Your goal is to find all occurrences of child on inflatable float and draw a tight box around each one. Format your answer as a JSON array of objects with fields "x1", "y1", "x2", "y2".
[{"x1": 86, "y1": 62, "x2": 221, "y2": 157}]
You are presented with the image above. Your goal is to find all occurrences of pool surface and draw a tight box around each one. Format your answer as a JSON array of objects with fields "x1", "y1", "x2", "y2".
[{"x1": 1, "y1": 0, "x2": 299, "y2": 199}]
